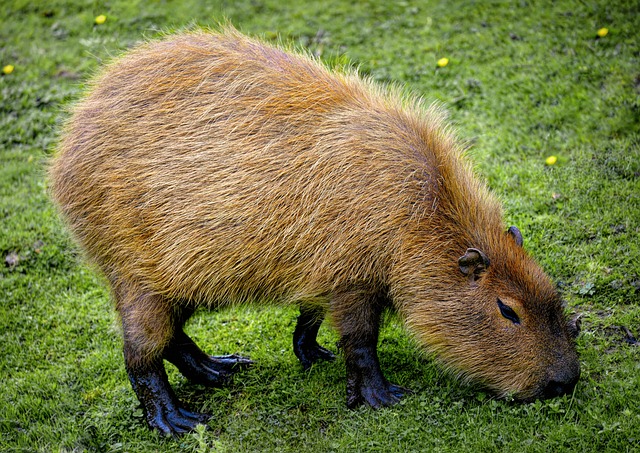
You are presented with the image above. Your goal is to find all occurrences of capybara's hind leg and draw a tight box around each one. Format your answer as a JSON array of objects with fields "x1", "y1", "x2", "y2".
[
  {"x1": 126, "y1": 357, "x2": 210, "y2": 435},
  {"x1": 118, "y1": 288, "x2": 209, "y2": 436},
  {"x1": 164, "y1": 327, "x2": 253, "y2": 387},
  {"x1": 293, "y1": 305, "x2": 335, "y2": 370}
]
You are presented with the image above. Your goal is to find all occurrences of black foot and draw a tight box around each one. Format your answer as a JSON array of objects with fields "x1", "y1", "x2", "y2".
[
  {"x1": 179, "y1": 353, "x2": 254, "y2": 387},
  {"x1": 347, "y1": 378, "x2": 410, "y2": 409},
  {"x1": 344, "y1": 342, "x2": 411, "y2": 409},
  {"x1": 164, "y1": 331, "x2": 253, "y2": 387},
  {"x1": 128, "y1": 362, "x2": 211, "y2": 436},
  {"x1": 296, "y1": 343, "x2": 336, "y2": 370},
  {"x1": 205, "y1": 354, "x2": 254, "y2": 372},
  {"x1": 148, "y1": 405, "x2": 211, "y2": 437},
  {"x1": 293, "y1": 306, "x2": 334, "y2": 370}
]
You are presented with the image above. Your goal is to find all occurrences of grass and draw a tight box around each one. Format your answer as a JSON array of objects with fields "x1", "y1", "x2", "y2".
[{"x1": 1, "y1": 0, "x2": 639, "y2": 451}]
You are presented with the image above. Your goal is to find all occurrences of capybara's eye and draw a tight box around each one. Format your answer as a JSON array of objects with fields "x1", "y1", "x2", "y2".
[{"x1": 497, "y1": 299, "x2": 520, "y2": 324}]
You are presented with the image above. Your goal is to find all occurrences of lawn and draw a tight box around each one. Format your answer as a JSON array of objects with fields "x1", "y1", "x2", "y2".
[{"x1": 1, "y1": 0, "x2": 639, "y2": 451}]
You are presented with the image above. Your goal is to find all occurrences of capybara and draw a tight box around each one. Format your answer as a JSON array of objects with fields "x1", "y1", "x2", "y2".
[{"x1": 49, "y1": 27, "x2": 580, "y2": 435}]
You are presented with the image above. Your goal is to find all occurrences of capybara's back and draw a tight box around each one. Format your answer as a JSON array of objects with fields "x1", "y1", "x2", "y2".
[
  {"x1": 51, "y1": 29, "x2": 431, "y2": 303},
  {"x1": 50, "y1": 27, "x2": 579, "y2": 436}
]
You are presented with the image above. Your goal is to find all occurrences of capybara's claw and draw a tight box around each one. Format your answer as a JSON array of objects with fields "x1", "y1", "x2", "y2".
[
  {"x1": 388, "y1": 384, "x2": 411, "y2": 399},
  {"x1": 297, "y1": 344, "x2": 336, "y2": 371},
  {"x1": 367, "y1": 382, "x2": 406, "y2": 408},
  {"x1": 149, "y1": 406, "x2": 211, "y2": 437},
  {"x1": 347, "y1": 377, "x2": 409, "y2": 409},
  {"x1": 209, "y1": 354, "x2": 254, "y2": 371}
]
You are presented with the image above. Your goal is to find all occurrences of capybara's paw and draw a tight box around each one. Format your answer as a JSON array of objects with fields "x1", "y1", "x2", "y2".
[
  {"x1": 297, "y1": 343, "x2": 336, "y2": 370},
  {"x1": 346, "y1": 379, "x2": 410, "y2": 409},
  {"x1": 207, "y1": 354, "x2": 254, "y2": 372},
  {"x1": 174, "y1": 353, "x2": 253, "y2": 387},
  {"x1": 148, "y1": 406, "x2": 211, "y2": 437}
]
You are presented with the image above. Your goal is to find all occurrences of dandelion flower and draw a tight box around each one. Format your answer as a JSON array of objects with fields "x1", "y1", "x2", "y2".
[
  {"x1": 3, "y1": 65, "x2": 14, "y2": 75},
  {"x1": 95, "y1": 15, "x2": 107, "y2": 25},
  {"x1": 596, "y1": 28, "x2": 608, "y2": 38},
  {"x1": 437, "y1": 57, "x2": 449, "y2": 68},
  {"x1": 545, "y1": 155, "x2": 557, "y2": 166}
]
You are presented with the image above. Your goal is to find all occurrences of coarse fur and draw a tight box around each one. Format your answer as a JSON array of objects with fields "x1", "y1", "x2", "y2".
[{"x1": 50, "y1": 26, "x2": 579, "y2": 433}]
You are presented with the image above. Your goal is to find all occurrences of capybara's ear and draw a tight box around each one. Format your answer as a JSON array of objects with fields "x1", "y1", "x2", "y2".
[
  {"x1": 458, "y1": 248, "x2": 490, "y2": 280},
  {"x1": 507, "y1": 226, "x2": 524, "y2": 247},
  {"x1": 568, "y1": 313, "x2": 582, "y2": 339}
]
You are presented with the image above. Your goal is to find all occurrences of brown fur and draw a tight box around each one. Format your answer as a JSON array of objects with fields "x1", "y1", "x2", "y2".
[{"x1": 50, "y1": 27, "x2": 578, "y2": 401}]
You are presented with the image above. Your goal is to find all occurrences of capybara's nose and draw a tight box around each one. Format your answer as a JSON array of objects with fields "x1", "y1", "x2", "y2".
[{"x1": 542, "y1": 372, "x2": 579, "y2": 398}]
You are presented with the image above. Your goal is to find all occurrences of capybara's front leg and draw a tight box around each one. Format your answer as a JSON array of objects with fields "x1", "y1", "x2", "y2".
[
  {"x1": 118, "y1": 288, "x2": 210, "y2": 435},
  {"x1": 332, "y1": 289, "x2": 410, "y2": 409},
  {"x1": 293, "y1": 305, "x2": 335, "y2": 370},
  {"x1": 343, "y1": 341, "x2": 409, "y2": 408}
]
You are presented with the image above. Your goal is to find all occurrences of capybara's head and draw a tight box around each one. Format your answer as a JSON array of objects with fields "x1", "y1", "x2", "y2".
[{"x1": 404, "y1": 227, "x2": 580, "y2": 401}]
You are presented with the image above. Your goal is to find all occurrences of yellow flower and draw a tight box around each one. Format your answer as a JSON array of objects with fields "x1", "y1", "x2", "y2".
[
  {"x1": 545, "y1": 155, "x2": 557, "y2": 166},
  {"x1": 95, "y1": 14, "x2": 107, "y2": 25},
  {"x1": 3, "y1": 64, "x2": 14, "y2": 75},
  {"x1": 437, "y1": 57, "x2": 449, "y2": 68},
  {"x1": 597, "y1": 28, "x2": 608, "y2": 38}
]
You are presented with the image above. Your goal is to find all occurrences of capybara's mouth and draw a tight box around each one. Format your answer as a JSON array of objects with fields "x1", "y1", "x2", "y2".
[{"x1": 512, "y1": 370, "x2": 580, "y2": 403}]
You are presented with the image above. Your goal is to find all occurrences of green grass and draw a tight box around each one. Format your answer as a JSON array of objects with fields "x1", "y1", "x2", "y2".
[{"x1": 1, "y1": 0, "x2": 639, "y2": 451}]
